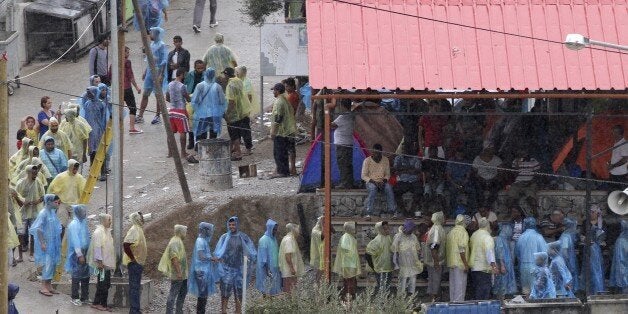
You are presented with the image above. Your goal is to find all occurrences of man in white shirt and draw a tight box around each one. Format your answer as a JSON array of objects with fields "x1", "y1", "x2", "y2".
[{"x1": 608, "y1": 125, "x2": 627, "y2": 189}]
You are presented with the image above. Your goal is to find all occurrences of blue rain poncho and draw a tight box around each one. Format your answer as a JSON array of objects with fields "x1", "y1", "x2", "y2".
[
  {"x1": 134, "y1": 0, "x2": 169, "y2": 31},
  {"x1": 143, "y1": 27, "x2": 168, "y2": 93},
  {"x1": 30, "y1": 194, "x2": 63, "y2": 280},
  {"x1": 559, "y1": 217, "x2": 579, "y2": 292},
  {"x1": 83, "y1": 86, "x2": 106, "y2": 154},
  {"x1": 493, "y1": 223, "x2": 517, "y2": 296},
  {"x1": 191, "y1": 67, "x2": 226, "y2": 137},
  {"x1": 582, "y1": 225, "x2": 605, "y2": 294},
  {"x1": 97, "y1": 83, "x2": 113, "y2": 118},
  {"x1": 255, "y1": 219, "x2": 281, "y2": 295},
  {"x1": 530, "y1": 252, "x2": 557, "y2": 299},
  {"x1": 215, "y1": 217, "x2": 257, "y2": 287},
  {"x1": 516, "y1": 217, "x2": 548, "y2": 294},
  {"x1": 188, "y1": 222, "x2": 218, "y2": 297},
  {"x1": 8, "y1": 283, "x2": 18, "y2": 314},
  {"x1": 548, "y1": 240, "x2": 575, "y2": 297},
  {"x1": 65, "y1": 205, "x2": 90, "y2": 278},
  {"x1": 610, "y1": 220, "x2": 628, "y2": 291},
  {"x1": 79, "y1": 75, "x2": 102, "y2": 109}
]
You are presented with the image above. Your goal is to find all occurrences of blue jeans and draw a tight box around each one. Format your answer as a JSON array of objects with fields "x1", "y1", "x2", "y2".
[
  {"x1": 128, "y1": 262, "x2": 143, "y2": 314},
  {"x1": 365, "y1": 182, "x2": 396, "y2": 215},
  {"x1": 166, "y1": 279, "x2": 188, "y2": 314},
  {"x1": 375, "y1": 272, "x2": 392, "y2": 294}
]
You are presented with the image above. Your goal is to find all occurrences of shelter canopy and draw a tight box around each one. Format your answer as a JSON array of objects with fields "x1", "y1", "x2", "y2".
[{"x1": 306, "y1": 0, "x2": 628, "y2": 91}]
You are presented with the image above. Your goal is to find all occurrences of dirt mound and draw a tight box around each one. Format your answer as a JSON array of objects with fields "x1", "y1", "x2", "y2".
[{"x1": 143, "y1": 194, "x2": 319, "y2": 278}]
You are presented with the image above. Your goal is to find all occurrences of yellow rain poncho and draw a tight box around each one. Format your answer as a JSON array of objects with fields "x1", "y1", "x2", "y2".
[
  {"x1": 67, "y1": 103, "x2": 91, "y2": 127},
  {"x1": 469, "y1": 218, "x2": 495, "y2": 272},
  {"x1": 123, "y1": 212, "x2": 147, "y2": 266},
  {"x1": 366, "y1": 221, "x2": 393, "y2": 273},
  {"x1": 392, "y1": 221, "x2": 423, "y2": 277},
  {"x1": 87, "y1": 214, "x2": 116, "y2": 270},
  {"x1": 236, "y1": 66, "x2": 259, "y2": 117},
  {"x1": 446, "y1": 215, "x2": 470, "y2": 270},
  {"x1": 333, "y1": 222, "x2": 361, "y2": 279},
  {"x1": 279, "y1": 223, "x2": 305, "y2": 278},
  {"x1": 40, "y1": 118, "x2": 73, "y2": 159},
  {"x1": 47, "y1": 159, "x2": 86, "y2": 227},
  {"x1": 310, "y1": 216, "x2": 323, "y2": 270},
  {"x1": 15, "y1": 165, "x2": 45, "y2": 220},
  {"x1": 8, "y1": 187, "x2": 23, "y2": 229},
  {"x1": 13, "y1": 146, "x2": 39, "y2": 180},
  {"x1": 202, "y1": 34, "x2": 238, "y2": 76},
  {"x1": 7, "y1": 212, "x2": 20, "y2": 249},
  {"x1": 225, "y1": 77, "x2": 251, "y2": 123},
  {"x1": 60, "y1": 109, "x2": 91, "y2": 159},
  {"x1": 9, "y1": 137, "x2": 32, "y2": 176},
  {"x1": 158, "y1": 224, "x2": 188, "y2": 280},
  {"x1": 425, "y1": 211, "x2": 447, "y2": 267}
]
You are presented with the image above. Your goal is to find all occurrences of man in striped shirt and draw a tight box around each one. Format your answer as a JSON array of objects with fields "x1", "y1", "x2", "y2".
[{"x1": 507, "y1": 151, "x2": 540, "y2": 203}]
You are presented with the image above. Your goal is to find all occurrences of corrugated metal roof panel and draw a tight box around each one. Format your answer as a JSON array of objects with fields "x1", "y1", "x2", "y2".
[{"x1": 306, "y1": 0, "x2": 628, "y2": 90}]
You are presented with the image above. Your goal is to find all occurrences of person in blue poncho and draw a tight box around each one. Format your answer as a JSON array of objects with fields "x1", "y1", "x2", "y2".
[
  {"x1": 582, "y1": 205, "x2": 606, "y2": 294},
  {"x1": 191, "y1": 67, "x2": 226, "y2": 148},
  {"x1": 516, "y1": 217, "x2": 548, "y2": 296},
  {"x1": 255, "y1": 219, "x2": 281, "y2": 296},
  {"x1": 8, "y1": 283, "x2": 19, "y2": 314},
  {"x1": 610, "y1": 219, "x2": 628, "y2": 294},
  {"x1": 548, "y1": 240, "x2": 575, "y2": 297},
  {"x1": 559, "y1": 217, "x2": 579, "y2": 292},
  {"x1": 82, "y1": 86, "x2": 107, "y2": 181},
  {"x1": 65, "y1": 205, "x2": 91, "y2": 305},
  {"x1": 215, "y1": 216, "x2": 256, "y2": 314},
  {"x1": 188, "y1": 222, "x2": 217, "y2": 314},
  {"x1": 30, "y1": 194, "x2": 62, "y2": 297},
  {"x1": 530, "y1": 252, "x2": 556, "y2": 299},
  {"x1": 138, "y1": 27, "x2": 169, "y2": 125},
  {"x1": 134, "y1": 0, "x2": 169, "y2": 33},
  {"x1": 493, "y1": 223, "x2": 517, "y2": 299}
]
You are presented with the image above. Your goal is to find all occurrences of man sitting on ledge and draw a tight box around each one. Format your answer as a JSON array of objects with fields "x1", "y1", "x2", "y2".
[{"x1": 361, "y1": 143, "x2": 397, "y2": 220}]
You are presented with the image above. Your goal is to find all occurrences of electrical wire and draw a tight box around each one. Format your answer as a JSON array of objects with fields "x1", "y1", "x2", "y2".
[
  {"x1": 330, "y1": 0, "x2": 628, "y2": 56},
  {"x1": 15, "y1": 80, "x2": 626, "y2": 188},
  {"x1": 8, "y1": 0, "x2": 108, "y2": 82}
]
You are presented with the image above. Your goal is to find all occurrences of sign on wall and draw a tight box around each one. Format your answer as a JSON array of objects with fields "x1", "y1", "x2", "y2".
[{"x1": 260, "y1": 23, "x2": 308, "y2": 76}]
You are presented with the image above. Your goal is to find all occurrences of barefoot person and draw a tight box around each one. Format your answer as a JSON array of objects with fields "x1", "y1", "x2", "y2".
[{"x1": 30, "y1": 194, "x2": 62, "y2": 297}]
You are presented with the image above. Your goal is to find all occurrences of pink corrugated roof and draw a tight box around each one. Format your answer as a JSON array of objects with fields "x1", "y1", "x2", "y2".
[{"x1": 306, "y1": 0, "x2": 628, "y2": 91}]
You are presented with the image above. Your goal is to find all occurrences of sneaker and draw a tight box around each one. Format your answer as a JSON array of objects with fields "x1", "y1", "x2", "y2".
[
  {"x1": 71, "y1": 299, "x2": 82, "y2": 306},
  {"x1": 192, "y1": 25, "x2": 201, "y2": 33},
  {"x1": 129, "y1": 129, "x2": 143, "y2": 134},
  {"x1": 151, "y1": 116, "x2": 161, "y2": 125},
  {"x1": 209, "y1": 22, "x2": 218, "y2": 28},
  {"x1": 135, "y1": 116, "x2": 144, "y2": 124}
]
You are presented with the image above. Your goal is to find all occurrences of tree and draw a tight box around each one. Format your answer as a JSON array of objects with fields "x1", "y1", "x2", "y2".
[{"x1": 240, "y1": 0, "x2": 284, "y2": 27}]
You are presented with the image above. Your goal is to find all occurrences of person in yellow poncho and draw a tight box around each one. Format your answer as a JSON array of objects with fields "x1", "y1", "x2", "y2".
[
  {"x1": 469, "y1": 217, "x2": 498, "y2": 300},
  {"x1": 60, "y1": 109, "x2": 91, "y2": 163},
  {"x1": 11, "y1": 148, "x2": 52, "y2": 188},
  {"x1": 446, "y1": 214, "x2": 470, "y2": 302},
  {"x1": 310, "y1": 216, "x2": 324, "y2": 280},
  {"x1": 236, "y1": 66, "x2": 256, "y2": 155},
  {"x1": 333, "y1": 221, "x2": 361, "y2": 300},
  {"x1": 366, "y1": 221, "x2": 394, "y2": 295},
  {"x1": 47, "y1": 159, "x2": 86, "y2": 229},
  {"x1": 159, "y1": 224, "x2": 188, "y2": 314},
  {"x1": 224, "y1": 67, "x2": 252, "y2": 160},
  {"x1": 87, "y1": 213, "x2": 115, "y2": 311},
  {"x1": 392, "y1": 219, "x2": 422, "y2": 296},
  {"x1": 9, "y1": 137, "x2": 32, "y2": 176},
  {"x1": 67, "y1": 103, "x2": 91, "y2": 128},
  {"x1": 426, "y1": 211, "x2": 447, "y2": 302},
  {"x1": 7, "y1": 212, "x2": 21, "y2": 266},
  {"x1": 40, "y1": 117, "x2": 73, "y2": 159},
  {"x1": 123, "y1": 212, "x2": 147, "y2": 314},
  {"x1": 8, "y1": 184, "x2": 24, "y2": 264},
  {"x1": 13, "y1": 146, "x2": 39, "y2": 181},
  {"x1": 15, "y1": 165, "x2": 45, "y2": 262},
  {"x1": 278, "y1": 223, "x2": 305, "y2": 293}
]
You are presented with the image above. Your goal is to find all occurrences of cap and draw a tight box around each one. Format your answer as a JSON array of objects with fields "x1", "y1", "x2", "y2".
[
  {"x1": 271, "y1": 83, "x2": 285, "y2": 93},
  {"x1": 223, "y1": 67, "x2": 235, "y2": 77}
]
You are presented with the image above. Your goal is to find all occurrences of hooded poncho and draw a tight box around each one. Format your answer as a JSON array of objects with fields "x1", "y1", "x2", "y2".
[
  {"x1": 582, "y1": 212, "x2": 605, "y2": 295},
  {"x1": 159, "y1": 224, "x2": 189, "y2": 280},
  {"x1": 60, "y1": 109, "x2": 92, "y2": 159},
  {"x1": 83, "y1": 86, "x2": 106, "y2": 153},
  {"x1": 516, "y1": 217, "x2": 548, "y2": 293},
  {"x1": 15, "y1": 165, "x2": 45, "y2": 219},
  {"x1": 425, "y1": 212, "x2": 446, "y2": 267},
  {"x1": 87, "y1": 213, "x2": 116, "y2": 278},
  {"x1": 123, "y1": 212, "x2": 147, "y2": 266},
  {"x1": 188, "y1": 222, "x2": 218, "y2": 297},
  {"x1": 548, "y1": 240, "x2": 575, "y2": 297},
  {"x1": 134, "y1": 0, "x2": 169, "y2": 31},
  {"x1": 215, "y1": 217, "x2": 257, "y2": 285},
  {"x1": 366, "y1": 221, "x2": 393, "y2": 273},
  {"x1": 47, "y1": 159, "x2": 86, "y2": 206},
  {"x1": 255, "y1": 219, "x2": 281, "y2": 295},
  {"x1": 30, "y1": 194, "x2": 62, "y2": 280},
  {"x1": 225, "y1": 77, "x2": 251, "y2": 123},
  {"x1": 530, "y1": 252, "x2": 557, "y2": 299},
  {"x1": 469, "y1": 218, "x2": 495, "y2": 272},
  {"x1": 9, "y1": 137, "x2": 32, "y2": 175},
  {"x1": 493, "y1": 223, "x2": 517, "y2": 295},
  {"x1": 65, "y1": 205, "x2": 90, "y2": 275},
  {"x1": 279, "y1": 223, "x2": 305, "y2": 278},
  {"x1": 559, "y1": 217, "x2": 579, "y2": 291},
  {"x1": 610, "y1": 220, "x2": 628, "y2": 290},
  {"x1": 143, "y1": 27, "x2": 169, "y2": 92},
  {"x1": 310, "y1": 216, "x2": 323, "y2": 270},
  {"x1": 333, "y1": 222, "x2": 361, "y2": 278},
  {"x1": 191, "y1": 67, "x2": 226, "y2": 137},
  {"x1": 40, "y1": 117, "x2": 73, "y2": 158},
  {"x1": 446, "y1": 215, "x2": 469, "y2": 270},
  {"x1": 202, "y1": 36, "x2": 238, "y2": 76}
]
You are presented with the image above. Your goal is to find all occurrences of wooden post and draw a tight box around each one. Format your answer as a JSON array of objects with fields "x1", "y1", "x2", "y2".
[
  {"x1": 131, "y1": 0, "x2": 192, "y2": 203},
  {"x1": 583, "y1": 108, "x2": 593, "y2": 296},
  {"x1": 0, "y1": 55, "x2": 9, "y2": 314},
  {"x1": 323, "y1": 99, "x2": 333, "y2": 282}
]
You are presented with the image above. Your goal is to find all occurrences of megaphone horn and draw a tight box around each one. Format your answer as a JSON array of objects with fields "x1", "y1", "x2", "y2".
[{"x1": 607, "y1": 188, "x2": 628, "y2": 216}]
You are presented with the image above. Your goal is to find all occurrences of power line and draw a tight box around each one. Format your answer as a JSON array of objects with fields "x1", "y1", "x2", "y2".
[{"x1": 331, "y1": 0, "x2": 628, "y2": 55}]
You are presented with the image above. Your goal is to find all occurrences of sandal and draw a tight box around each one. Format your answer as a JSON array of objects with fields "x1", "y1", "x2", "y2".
[{"x1": 39, "y1": 290, "x2": 53, "y2": 297}]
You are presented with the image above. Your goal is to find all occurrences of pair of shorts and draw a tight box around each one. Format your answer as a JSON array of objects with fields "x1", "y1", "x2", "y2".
[
  {"x1": 227, "y1": 118, "x2": 246, "y2": 141},
  {"x1": 220, "y1": 266, "x2": 243, "y2": 299},
  {"x1": 168, "y1": 108, "x2": 189, "y2": 133},
  {"x1": 124, "y1": 88, "x2": 137, "y2": 115}
]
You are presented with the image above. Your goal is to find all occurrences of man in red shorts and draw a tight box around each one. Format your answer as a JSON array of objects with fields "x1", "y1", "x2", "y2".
[{"x1": 166, "y1": 69, "x2": 198, "y2": 163}]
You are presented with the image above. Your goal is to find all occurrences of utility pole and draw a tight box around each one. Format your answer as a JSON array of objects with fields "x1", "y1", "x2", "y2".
[
  {"x1": 323, "y1": 100, "x2": 332, "y2": 282},
  {"x1": 131, "y1": 0, "x2": 192, "y2": 203},
  {"x1": 110, "y1": 0, "x2": 126, "y2": 276},
  {"x1": 1, "y1": 55, "x2": 9, "y2": 313}
]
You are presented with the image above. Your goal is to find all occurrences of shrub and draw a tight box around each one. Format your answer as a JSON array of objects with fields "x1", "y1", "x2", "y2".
[{"x1": 239, "y1": 0, "x2": 284, "y2": 27}]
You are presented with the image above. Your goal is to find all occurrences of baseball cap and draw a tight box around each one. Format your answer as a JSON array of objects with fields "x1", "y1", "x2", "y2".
[
  {"x1": 270, "y1": 83, "x2": 285, "y2": 93},
  {"x1": 222, "y1": 67, "x2": 235, "y2": 77}
]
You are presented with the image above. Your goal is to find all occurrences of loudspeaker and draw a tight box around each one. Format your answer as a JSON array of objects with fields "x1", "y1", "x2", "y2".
[{"x1": 607, "y1": 188, "x2": 628, "y2": 215}]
